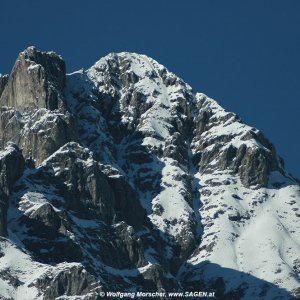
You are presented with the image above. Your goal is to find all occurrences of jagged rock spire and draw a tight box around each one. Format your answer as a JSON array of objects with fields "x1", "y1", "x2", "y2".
[{"x1": 0, "y1": 46, "x2": 66, "y2": 112}]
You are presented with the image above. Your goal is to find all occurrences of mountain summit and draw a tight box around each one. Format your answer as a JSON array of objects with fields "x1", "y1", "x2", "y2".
[{"x1": 0, "y1": 47, "x2": 299, "y2": 299}]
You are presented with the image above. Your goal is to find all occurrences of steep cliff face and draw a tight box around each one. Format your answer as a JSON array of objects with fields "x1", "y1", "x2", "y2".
[
  {"x1": 0, "y1": 74, "x2": 9, "y2": 98},
  {"x1": 0, "y1": 144, "x2": 24, "y2": 236},
  {"x1": 0, "y1": 47, "x2": 77, "y2": 164},
  {"x1": 0, "y1": 46, "x2": 66, "y2": 112},
  {"x1": 0, "y1": 48, "x2": 299, "y2": 299}
]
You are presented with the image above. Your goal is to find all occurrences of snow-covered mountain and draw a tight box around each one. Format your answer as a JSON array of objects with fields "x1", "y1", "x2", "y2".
[{"x1": 0, "y1": 46, "x2": 299, "y2": 299}]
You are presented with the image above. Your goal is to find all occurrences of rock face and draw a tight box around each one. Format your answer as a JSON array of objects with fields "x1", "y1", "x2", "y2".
[
  {"x1": 193, "y1": 96, "x2": 281, "y2": 188},
  {"x1": 0, "y1": 48, "x2": 299, "y2": 300},
  {"x1": 0, "y1": 144, "x2": 24, "y2": 236},
  {"x1": 35, "y1": 265, "x2": 102, "y2": 299},
  {"x1": 0, "y1": 106, "x2": 77, "y2": 165},
  {"x1": 0, "y1": 47, "x2": 75, "y2": 164},
  {"x1": 0, "y1": 74, "x2": 9, "y2": 98},
  {"x1": 0, "y1": 46, "x2": 66, "y2": 112}
]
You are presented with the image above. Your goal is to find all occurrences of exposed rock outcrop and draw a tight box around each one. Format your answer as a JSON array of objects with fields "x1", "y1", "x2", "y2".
[
  {"x1": 0, "y1": 144, "x2": 24, "y2": 236},
  {"x1": 0, "y1": 107, "x2": 78, "y2": 164},
  {"x1": 35, "y1": 266, "x2": 102, "y2": 299},
  {"x1": 0, "y1": 46, "x2": 66, "y2": 112},
  {"x1": 193, "y1": 94, "x2": 281, "y2": 187},
  {"x1": 0, "y1": 74, "x2": 9, "y2": 98}
]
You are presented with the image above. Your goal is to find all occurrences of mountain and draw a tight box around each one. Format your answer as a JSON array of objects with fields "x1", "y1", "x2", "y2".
[{"x1": 0, "y1": 46, "x2": 299, "y2": 299}]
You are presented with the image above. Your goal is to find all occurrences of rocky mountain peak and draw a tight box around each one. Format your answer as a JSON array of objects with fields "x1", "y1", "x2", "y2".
[
  {"x1": 0, "y1": 46, "x2": 66, "y2": 112},
  {"x1": 0, "y1": 47, "x2": 299, "y2": 299}
]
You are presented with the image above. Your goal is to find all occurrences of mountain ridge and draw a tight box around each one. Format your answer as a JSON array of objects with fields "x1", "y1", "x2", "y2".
[{"x1": 0, "y1": 47, "x2": 299, "y2": 299}]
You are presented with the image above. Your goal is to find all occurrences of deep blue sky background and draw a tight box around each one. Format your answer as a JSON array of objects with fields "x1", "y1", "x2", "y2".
[{"x1": 1, "y1": 1, "x2": 300, "y2": 177}]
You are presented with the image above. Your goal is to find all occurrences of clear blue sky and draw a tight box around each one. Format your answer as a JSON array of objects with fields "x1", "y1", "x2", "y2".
[{"x1": 1, "y1": 1, "x2": 300, "y2": 177}]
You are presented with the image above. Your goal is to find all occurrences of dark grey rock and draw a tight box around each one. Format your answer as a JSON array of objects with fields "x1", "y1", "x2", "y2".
[
  {"x1": 25, "y1": 203, "x2": 69, "y2": 237},
  {"x1": 163, "y1": 132, "x2": 188, "y2": 166},
  {"x1": 98, "y1": 221, "x2": 146, "y2": 268},
  {"x1": 107, "y1": 173, "x2": 147, "y2": 228},
  {"x1": 44, "y1": 142, "x2": 116, "y2": 223},
  {"x1": 20, "y1": 199, "x2": 83, "y2": 263},
  {"x1": 20, "y1": 109, "x2": 78, "y2": 164},
  {"x1": 133, "y1": 264, "x2": 179, "y2": 292},
  {"x1": 0, "y1": 46, "x2": 66, "y2": 112},
  {"x1": 238, "y1": 146, "x2": 275, "y2": 187},
  {"x1": 0, "y1": 144, "x2": 24, "y2": 237},
  {"x1": 35, "y1": 266, "x2": 102, "y2": 299},
  {"x1": 0, "y1": 143, "x2": 25, "y2": 194},
  {"x1": 198, "y1": 134, "x2": 280, "y2": 188},
  {"x1": 0, "y1": 107, "x2": 78, "y2": 164},
  {"x1": 0, "y1": 107, "x2": 23, "y2": 147},
  {"x1": 0, "y1": 74, "x2": 9, "y2": 98},
  {"x1": 0, "y1": 190, "x2": 8, "y2": 237},
  {"x1": 37, "y1": 142, "x2": 147, "y2": 228}
]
